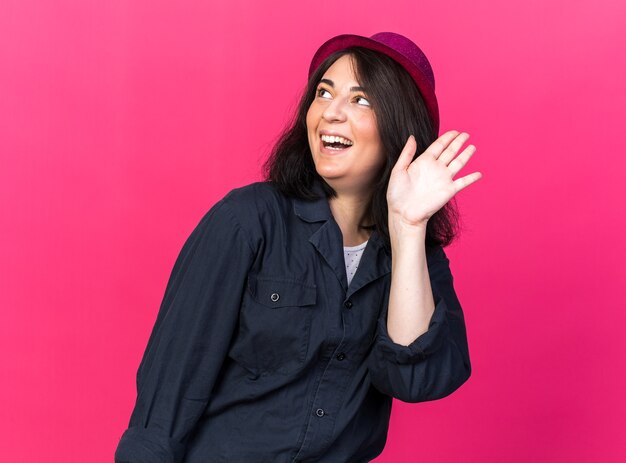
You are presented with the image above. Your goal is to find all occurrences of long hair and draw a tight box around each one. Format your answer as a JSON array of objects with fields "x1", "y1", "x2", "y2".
[{"x1": 263, "y1": 47, "x2": 460, "y2": 249}]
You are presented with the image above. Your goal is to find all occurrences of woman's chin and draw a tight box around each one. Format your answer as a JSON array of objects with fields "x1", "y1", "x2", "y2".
[{"x1": 315, "y1": 167, "x2": 344, "y2": 183}]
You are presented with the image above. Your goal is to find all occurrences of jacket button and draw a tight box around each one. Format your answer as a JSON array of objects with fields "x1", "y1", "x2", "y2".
[
  {"x1": 336, "y1": 353, "x2": 346, "y2": 361},
  {"x1": 270, "y1": 293, "x2": 280, "y2": 302},
  {"x1": 315, "y1": 408, "x2": 325, "y2": 417},
  {"x1": 344, "y1": 300, "x2": 353, "y2": 309}
]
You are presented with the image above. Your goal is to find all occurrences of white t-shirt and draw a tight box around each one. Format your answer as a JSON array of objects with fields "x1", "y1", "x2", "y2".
[{"x1": 344, "y1": 240, "x2": 368, "y2": 286}]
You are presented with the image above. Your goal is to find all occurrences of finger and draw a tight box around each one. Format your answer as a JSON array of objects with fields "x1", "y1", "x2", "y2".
[
  {"x1": 453, "y1": 171, "x2": 483, "y2": 193},
  {"x1": 393, "y1": 135, "x2": 418, "y2": 171},
  {"x1": 439, "y1": 132, "x2": 470, "y2": 165},
  {"x1": 448, "y1": 144, "x2": 477, "y2": 177},
  {"x1": 424, "y1": 130, "x2": 460, "y2": 159}
]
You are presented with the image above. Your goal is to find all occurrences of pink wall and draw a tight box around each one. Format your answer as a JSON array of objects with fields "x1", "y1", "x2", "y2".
[{"x1": 1, "y1": 0, "x2": 625, "y2": 461}]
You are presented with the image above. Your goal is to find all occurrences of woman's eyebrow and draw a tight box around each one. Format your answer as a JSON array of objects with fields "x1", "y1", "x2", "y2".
[{"x1": 319, "y1": 78, "x2": 366, "y2": 93}]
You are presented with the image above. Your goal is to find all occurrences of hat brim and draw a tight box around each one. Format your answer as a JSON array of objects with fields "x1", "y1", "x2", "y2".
[{"x1": 308, "y1": 34, "x2": 439, "y2": 135}]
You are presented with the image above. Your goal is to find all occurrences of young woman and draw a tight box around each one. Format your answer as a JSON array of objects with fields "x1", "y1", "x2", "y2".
[{"x1": 115, "y1": 32, "x2": 482, "y2": 462}]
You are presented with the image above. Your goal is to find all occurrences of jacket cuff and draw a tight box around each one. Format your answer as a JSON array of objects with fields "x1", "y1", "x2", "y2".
[
  {"x1": 114, "y1": 426, "x2": 186, "y2": 463},
  {"x1": 374, "y1": 291, "x2": 449, "y2": 365}
]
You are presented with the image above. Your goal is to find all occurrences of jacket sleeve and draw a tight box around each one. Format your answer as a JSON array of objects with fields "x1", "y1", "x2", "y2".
[
  {"x1": 115, "y1": 196, "x2": 255, "y2": 463},
  {"x1": 365, "y1": 245, "x2": 471, "y2": 403}
]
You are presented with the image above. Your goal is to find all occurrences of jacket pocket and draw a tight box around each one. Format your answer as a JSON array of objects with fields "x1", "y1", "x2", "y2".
[{"x1": 230, "y1": 274, "x2": 317, "y2": 377}]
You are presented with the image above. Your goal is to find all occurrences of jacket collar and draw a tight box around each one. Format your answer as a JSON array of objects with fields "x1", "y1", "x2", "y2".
[
  {"x1": 347, "y1": 230, "x2": 390, "y2": 298},
  {"x1": 292, "y1": 180, "x2": 332, "y2": 223},
  {"x1": 292, "y1": 179, "x2": 391, "y2": 295}
]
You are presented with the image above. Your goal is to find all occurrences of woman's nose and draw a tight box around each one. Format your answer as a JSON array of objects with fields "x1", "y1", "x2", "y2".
[{"x1": 322, "y1": 97, "x2": 348, "y2": 122}]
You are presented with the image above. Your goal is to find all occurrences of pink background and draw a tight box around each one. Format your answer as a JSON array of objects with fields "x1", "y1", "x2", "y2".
[{"x1": 1, "y1": 0, "x2": 625, "y2": 461}]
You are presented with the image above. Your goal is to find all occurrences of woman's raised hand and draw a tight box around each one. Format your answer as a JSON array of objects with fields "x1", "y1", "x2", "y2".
[{"x1": 386, "y1": 130, "x2": 483, "y2": 228}]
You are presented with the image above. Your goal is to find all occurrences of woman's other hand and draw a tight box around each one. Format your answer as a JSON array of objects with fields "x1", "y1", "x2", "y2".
[{"x1": 386, "y1": 130, "x2": 483, "y2": 229}]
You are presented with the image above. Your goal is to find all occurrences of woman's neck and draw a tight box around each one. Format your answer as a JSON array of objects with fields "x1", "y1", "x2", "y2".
[{"x1": 329, "y1": 193, "x2": 372, "y2": 246}]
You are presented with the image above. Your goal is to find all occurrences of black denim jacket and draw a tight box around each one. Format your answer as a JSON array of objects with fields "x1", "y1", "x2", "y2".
[{"x1": 115, "y1": 181, "x2": 471, "y2": 463}]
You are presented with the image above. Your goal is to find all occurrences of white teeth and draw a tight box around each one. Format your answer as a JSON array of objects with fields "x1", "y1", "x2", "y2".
[{"x1": 321, "y1": 134, "x2": 353, "y2": 146}]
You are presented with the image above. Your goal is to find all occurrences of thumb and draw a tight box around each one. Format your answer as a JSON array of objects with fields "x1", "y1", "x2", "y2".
[{"x1": 393, "y1": 135, "x2": 417, "y2": 172}]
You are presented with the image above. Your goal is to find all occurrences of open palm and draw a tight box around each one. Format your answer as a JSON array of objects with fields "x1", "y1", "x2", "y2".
[{"x1": 387, "y1": 130, "x2": 483, "y2": 226}]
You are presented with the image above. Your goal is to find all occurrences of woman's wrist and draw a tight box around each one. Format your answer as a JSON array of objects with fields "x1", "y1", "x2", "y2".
[{"x1": 388, "y1": 214, "x2": 428, "y2": 246}]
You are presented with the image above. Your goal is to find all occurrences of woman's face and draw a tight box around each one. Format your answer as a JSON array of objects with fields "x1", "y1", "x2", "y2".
[{"x1": 306, "y1": 54, "x2": 385, "y2": 195}]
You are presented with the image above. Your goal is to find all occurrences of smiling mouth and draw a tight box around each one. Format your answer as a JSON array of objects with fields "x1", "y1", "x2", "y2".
[{"x1": 321, "y1": 134, "x2": 353, "y2": 150}]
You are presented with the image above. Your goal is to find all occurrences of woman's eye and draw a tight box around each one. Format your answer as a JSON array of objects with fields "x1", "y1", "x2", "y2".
[
  {"x1": 317, "y1": 88, "x2": 332, "y2": 99},
  {"x1": 355, "y1": 96, "x2": 371, "y2": 107}
]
